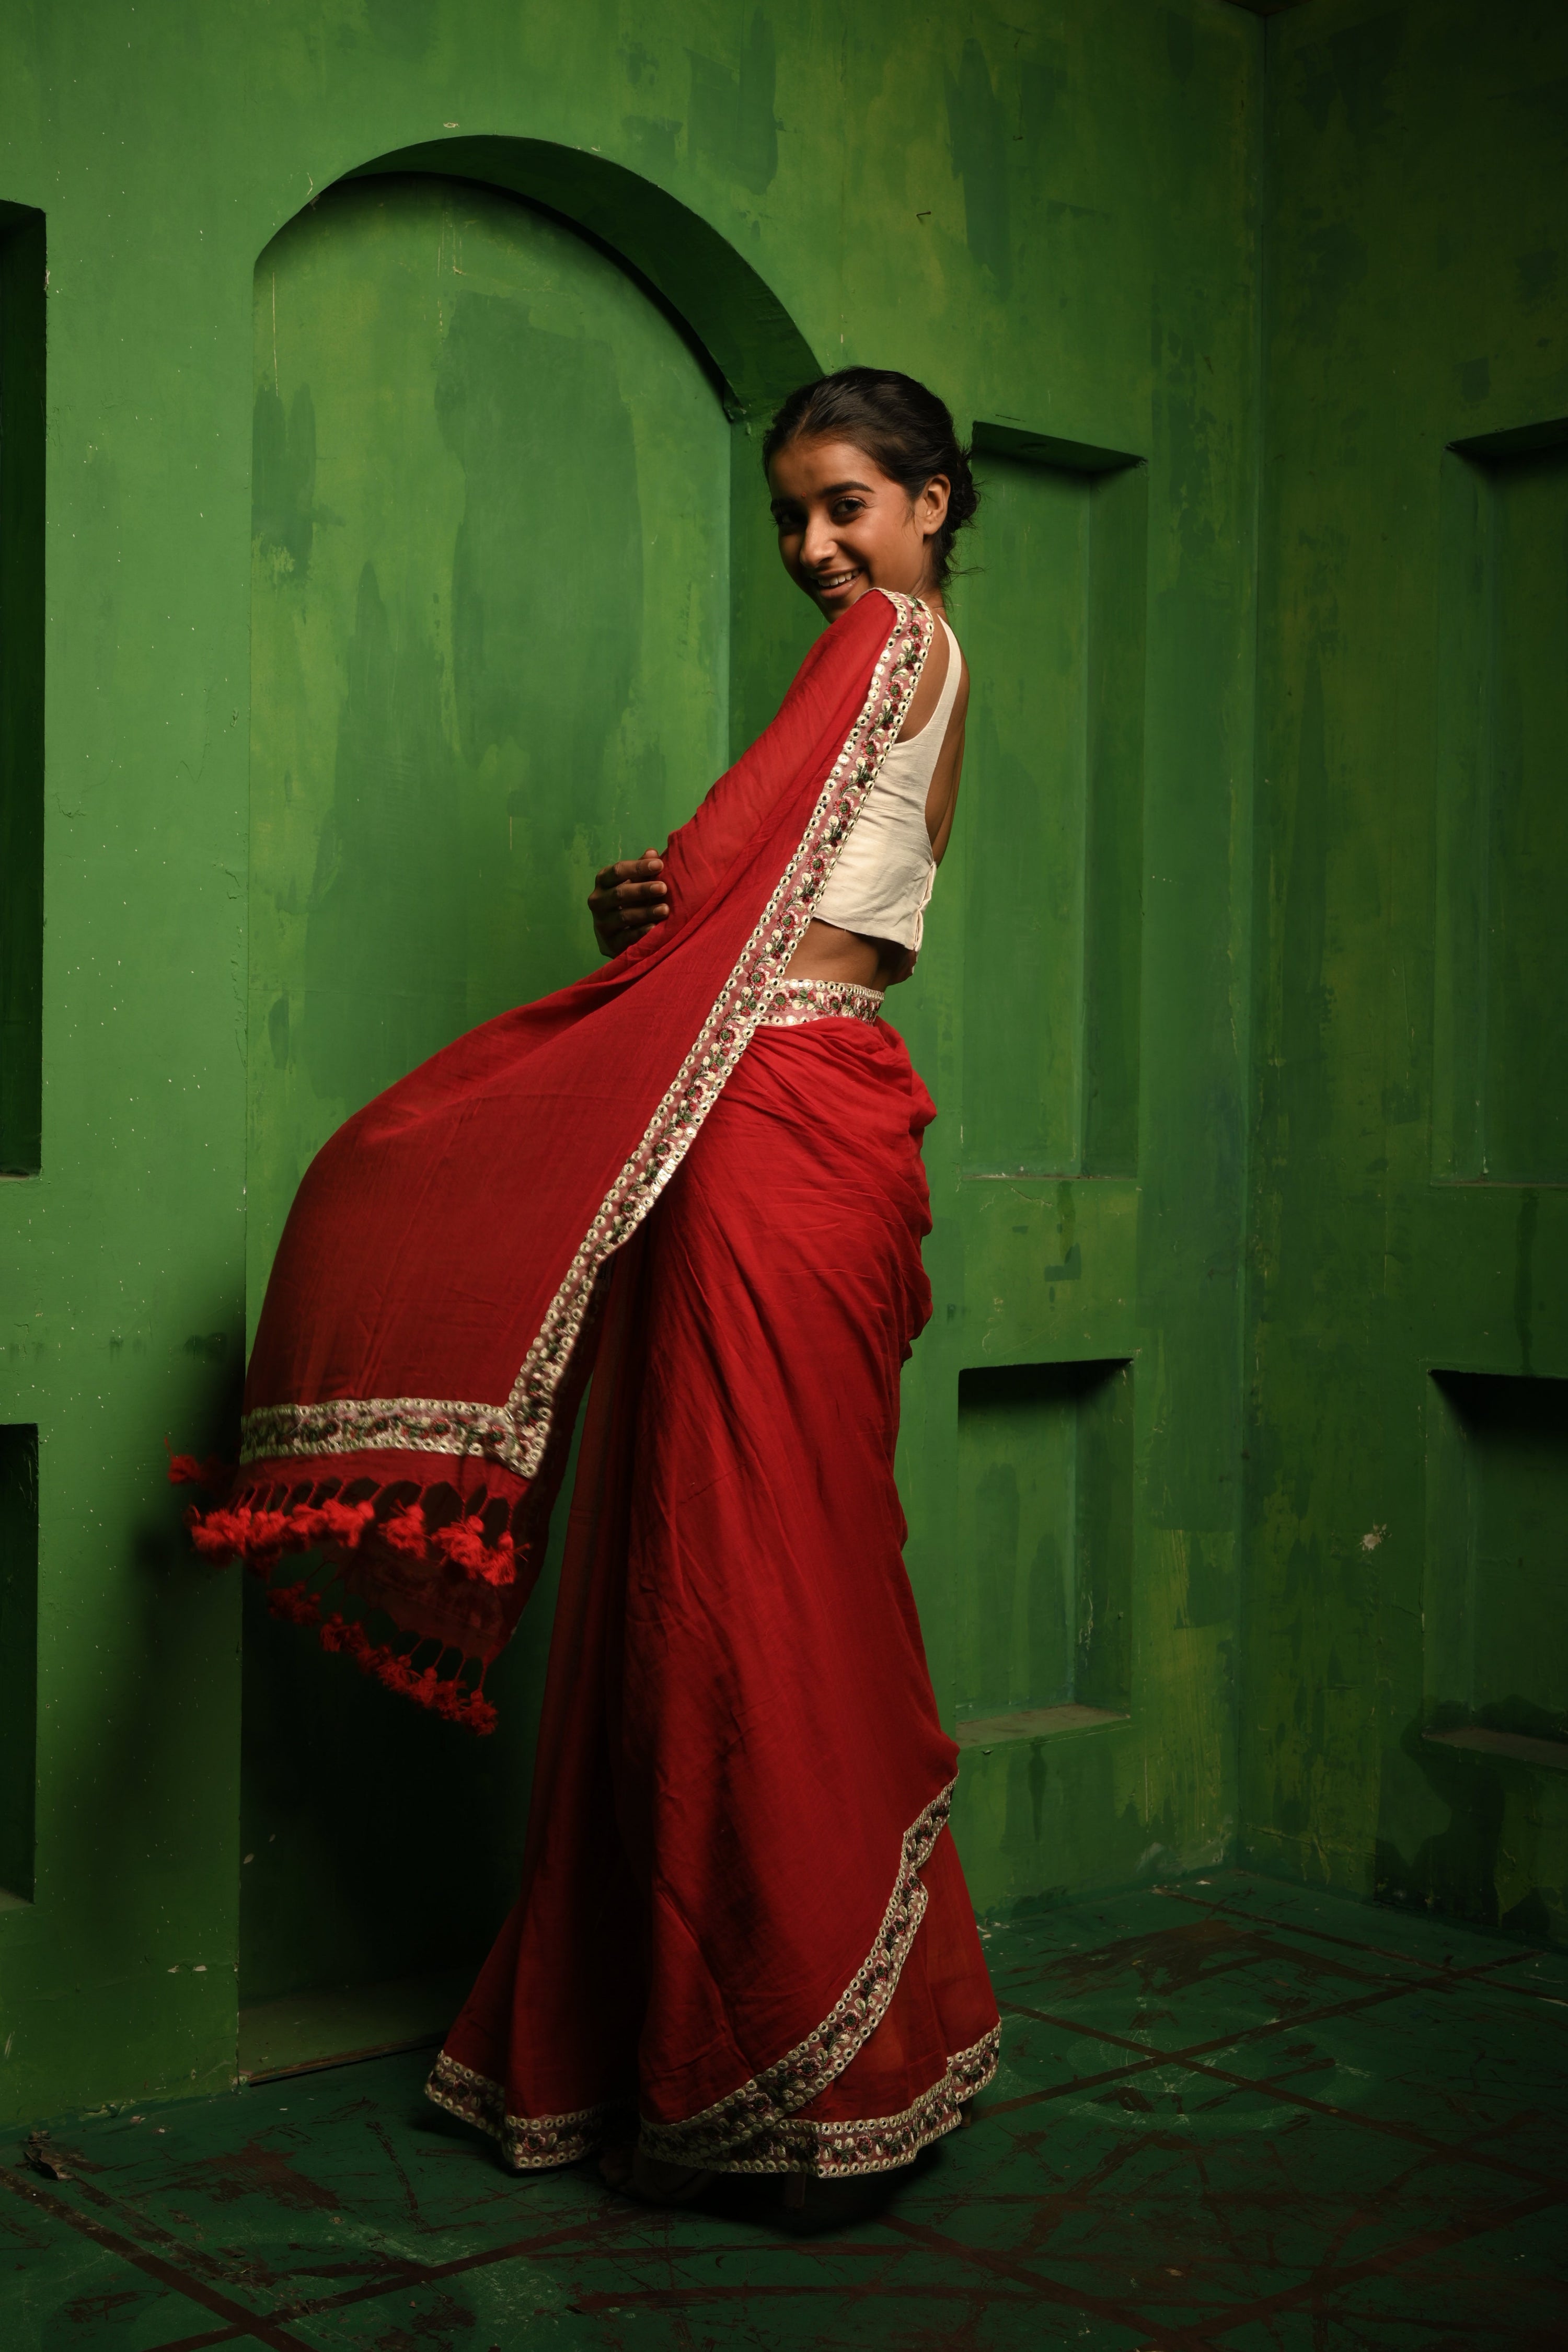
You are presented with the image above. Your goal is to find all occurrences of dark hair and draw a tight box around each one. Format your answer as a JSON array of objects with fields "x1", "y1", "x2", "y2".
[{"x1": 762, "y1": 367, "x2": 979, "y2": 589}]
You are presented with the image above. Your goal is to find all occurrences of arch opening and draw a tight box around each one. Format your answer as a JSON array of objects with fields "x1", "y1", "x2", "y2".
[
  {"x1": 239, "y1": 159, "x2": 808, "y2": 2048},
  {"x1": 342, "y1": 136, "x2": 818, "y2": 422}
]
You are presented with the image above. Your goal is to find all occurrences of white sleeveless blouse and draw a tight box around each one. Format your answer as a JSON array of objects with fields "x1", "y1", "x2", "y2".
[{"x1": 814, "y1": 616, "x2": 963, "y2": 953}]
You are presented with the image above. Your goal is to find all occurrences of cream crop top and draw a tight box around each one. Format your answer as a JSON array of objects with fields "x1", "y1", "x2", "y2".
[{"x1": 813, "y1": 617, "x2": 963, "y2": 953}]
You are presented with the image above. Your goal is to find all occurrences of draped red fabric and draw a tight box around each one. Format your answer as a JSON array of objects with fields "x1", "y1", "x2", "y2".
[
  {"x1": 426, "y1": 1014, "x2": 1000, "y2": 2174},
  {"x1": 181, "y1": 592, "x2": 935, "y2": 1725}
]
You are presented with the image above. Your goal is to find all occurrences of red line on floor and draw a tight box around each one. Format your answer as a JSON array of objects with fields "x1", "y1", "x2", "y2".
[
  {"x1": 1193, "y1": 2184, "x2": 1566, "y2": 2337},
  {"x1": 1156, "y1": 1885, "x2": 1546, "y2": 1992},
  {"x1": 993, "y1": 1982, "x2": 1568, "y2": 2196},
  {"x1": 878, "y1": 2211, "x2": 1229, "y2": 2350},
  {"x1": 0, "y1": 2167, "x2": 318, "y2": 2352}
]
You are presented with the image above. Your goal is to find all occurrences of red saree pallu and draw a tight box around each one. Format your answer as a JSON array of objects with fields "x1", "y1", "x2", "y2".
[
  {"x1": 428, "y1": 1002, "x2": 1000, "y2": 2173},
  {"x1": 179, "y1": 591, "x2": 936, "y2": 1725}
]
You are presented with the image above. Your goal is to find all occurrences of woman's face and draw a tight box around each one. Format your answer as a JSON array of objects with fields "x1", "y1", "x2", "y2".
[{"x1": 767, "y1": 436, "x2": 951, "y2": 619}]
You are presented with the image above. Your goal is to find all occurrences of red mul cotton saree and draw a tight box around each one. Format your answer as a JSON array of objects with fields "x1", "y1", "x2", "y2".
[
  {"x1": 183, "y1": 582, "x2": 999, "y2": 2169},
  {"x1": 427, "y1": 1003, "x2": 998, "y2": 2173}
]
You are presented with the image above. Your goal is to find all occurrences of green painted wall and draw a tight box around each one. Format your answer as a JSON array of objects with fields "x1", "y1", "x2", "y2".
[
  {"x1": 0, "y1": 0, "x2": 1306, "y2": 2129},
  {"x1": 1243, "y1": 0, "x2": 1568, "y2": 1940}
]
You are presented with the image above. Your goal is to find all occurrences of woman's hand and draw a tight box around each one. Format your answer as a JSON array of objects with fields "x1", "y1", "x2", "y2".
[{"x1": 589, "y1": 848, "x2": 668, "y2": 959}]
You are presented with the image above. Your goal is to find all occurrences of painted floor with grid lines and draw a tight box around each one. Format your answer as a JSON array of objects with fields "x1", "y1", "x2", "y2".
[{"x1": 4, "y1": 1869, "x2": 1566, "y2": 2350}]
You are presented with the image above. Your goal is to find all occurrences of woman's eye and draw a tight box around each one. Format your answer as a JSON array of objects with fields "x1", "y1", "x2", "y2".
[{"x1": 832, "y1": 500, "x2": 864, "y2": 521}]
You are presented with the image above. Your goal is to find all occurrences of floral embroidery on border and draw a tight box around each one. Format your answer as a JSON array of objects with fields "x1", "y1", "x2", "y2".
[
  {"x1": 421, "y1": 1789, "x2": 993, "y2": 2180},
  {"x1": 238, "y1": 596, "x2": 931, "y2": 1482},
  {"x1": 757, "y1": 977, "x2": 885, "y2": 1028},
  {"x1": 239, "y1": 1398, "x2": 524, "y2": 1472},
  {"x1": 636, "y1": 1779, "x2": 956, "y2": 2171},
  {"x1": 423, "y1": 2024, "x2": 1000, "y2": 2181},
  {"x1": 423, "y1": 2050, "x2": 620, "y2": 2172},
  {"x1": 690, "y1": 2023, "x2": 1000, "y2": 2178}
]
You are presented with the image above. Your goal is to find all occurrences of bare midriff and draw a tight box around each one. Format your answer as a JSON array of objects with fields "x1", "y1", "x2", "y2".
[{"x1": 785, "y1": 917, "x2": 913, "y2": 993}]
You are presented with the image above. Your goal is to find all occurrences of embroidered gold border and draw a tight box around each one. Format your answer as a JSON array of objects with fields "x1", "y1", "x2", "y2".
[
  {"x1": 697, "y1": 2022, "x2": 999, "y2": 2178},
  {"x1": 502, "y1": 590, "x2": 930, "y2": 1477},
  {"x1": 239, "y1": 1398, "x2": 522, "y2": 1472},
  {"x1": 421, "y1": 1781, "x2": 1000, "y2": 2180},
  {"x1": 757, "y1": 976, "x2": 885, "y2": 1028},
  {"x1": 239, "y1": 592, "x2": 933, "y2": 1481},
  {"x1": 424, "y1": 2050, "x2": 617, "y2": 2172},
  {"x1": 424, "y1": 2025, "x2": 1000, "y2": 2180},
  {"x1": 636, "y1": 1778, "x2": 958, "y2": 2169}
]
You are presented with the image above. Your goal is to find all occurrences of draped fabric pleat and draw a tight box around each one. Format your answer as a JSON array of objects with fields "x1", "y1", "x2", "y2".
[{"x1": 428, "y1": 1012, "x2": 999, "y2": 2175}]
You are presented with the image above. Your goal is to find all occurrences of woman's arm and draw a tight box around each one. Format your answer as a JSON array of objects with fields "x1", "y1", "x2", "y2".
[{"x1": 585, "y1": 591, "x2": 920, "y2": 967}]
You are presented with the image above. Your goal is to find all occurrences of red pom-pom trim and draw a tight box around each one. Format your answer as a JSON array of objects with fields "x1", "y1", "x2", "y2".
[
  {"x1": 167, "y1": 1451, "x2": 234, "y2": 1493},
  {"x1": 433, "y1": 1516, "x2": 517, "y2": 1587},
  {"x1": 266, "y1": 1580, "x2": 322, "y2": 1628},
  {"x1": 177, "y1": 1469, "x2": 508, "y2": 1734},
  {"x1": 318, "y1": 1611, "x2": 372, "y2": 1662},
  {"x1": 384, "y1": 1504, "x2": 429, "y2": 1558}
]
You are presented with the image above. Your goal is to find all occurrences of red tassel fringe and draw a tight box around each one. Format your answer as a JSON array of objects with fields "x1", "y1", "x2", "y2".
[
  {"x1": 171, "y1": 1459, "x2": 505, "y2": 1737},
  {"x1": 168, "y1": 1451, "x2": 236, "y2": 1492}
]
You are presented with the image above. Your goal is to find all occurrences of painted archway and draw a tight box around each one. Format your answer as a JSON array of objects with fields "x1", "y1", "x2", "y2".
[
  {"x1": 238, "y1": 148, "x2": 819, "y2": 2051},
  {"x1": 346, "y1": 136, "x2": 818, "y2": 420}
]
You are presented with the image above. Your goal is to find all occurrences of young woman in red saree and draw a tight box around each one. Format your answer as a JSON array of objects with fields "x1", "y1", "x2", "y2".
[{"x1": 186, "y1": 369, "x2": 999, "y2": 2206}]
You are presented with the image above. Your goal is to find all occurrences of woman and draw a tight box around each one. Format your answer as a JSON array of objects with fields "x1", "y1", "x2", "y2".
[{"x1": 185, "y1": 370, "x2": 999, "y2": 2205}]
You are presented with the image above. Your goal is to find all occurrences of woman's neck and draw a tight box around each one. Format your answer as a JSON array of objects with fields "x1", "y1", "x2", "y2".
[{"x1": 831, "y1": 578, "x2": 944, "y2": 621}]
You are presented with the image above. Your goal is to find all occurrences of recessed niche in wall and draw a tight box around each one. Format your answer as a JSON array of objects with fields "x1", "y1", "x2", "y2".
[
  {"x1": 1434, "y1": 418, "x2": 1568, "y2": 1183},
  {"x1": 0, "y1": 1424, "x2": 39, "y2": 1903},
  {"x1": 1424, "y1": 1370, "x2": 1568, "y2": 1769},
  {"x1": 953, "y1": 1358, "x2": 1133, "y2": 1747},
  {"x1": 0, "y1": 206, "x2": 45, "y2": 1177},
  {"x1": 954, "y1": 424, "x2": 1147, "y2": 1179}
]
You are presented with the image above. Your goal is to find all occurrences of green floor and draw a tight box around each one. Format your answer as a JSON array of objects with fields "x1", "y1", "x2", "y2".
[{"x1": 5, "y1": 1870, "x2": 1566, "y2": 2349}]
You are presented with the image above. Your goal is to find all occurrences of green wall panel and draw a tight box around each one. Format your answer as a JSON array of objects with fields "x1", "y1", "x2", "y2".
[
  {"x1": 1245, "y1": 0, "x2": 1568, "y2": 1944},
  {"x1": 0, "y1": 1424, "x2": 38, "y2": 1905},
  {"x1": 1435, "y1": 433, "x2": 1568, "y2": 1183},
  {"x1": 0, "y1": 207, "x2": 44, "y2": 1177},
  {"x1": 956, "y1": 445, "x2": 1146, "y2": 1179},
  {"x1": 954, "y1": 1358, "x2": 1133, "y2": 1727},
  {"x1": 1425, "y1": 1372, "x2": 1568, "y2": 1745}
]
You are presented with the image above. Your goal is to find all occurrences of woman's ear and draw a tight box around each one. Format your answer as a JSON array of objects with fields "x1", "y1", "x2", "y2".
[{"x1": 920, "y1": 472, "x2": 951, "y2": 544}]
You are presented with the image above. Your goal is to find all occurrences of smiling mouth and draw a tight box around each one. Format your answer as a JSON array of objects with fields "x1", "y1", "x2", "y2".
[{"x1": 812, "y1": 567, "x2": 861, "y2": 594}]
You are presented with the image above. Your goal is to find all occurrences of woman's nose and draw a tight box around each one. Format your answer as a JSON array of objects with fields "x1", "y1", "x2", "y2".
[{"x1": 800, "y1": 513, "x2": 837, "y2": 569}]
